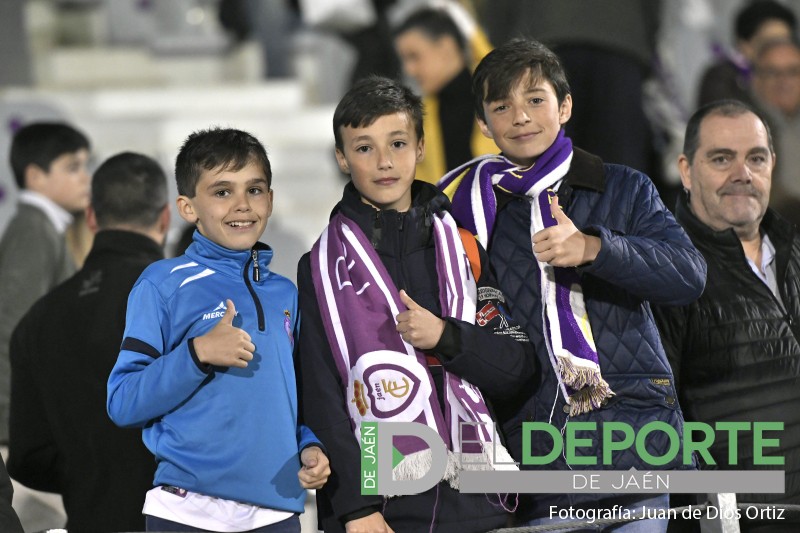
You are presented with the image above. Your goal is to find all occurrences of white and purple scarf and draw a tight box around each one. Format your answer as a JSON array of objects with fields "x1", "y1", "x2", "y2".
[
  {"x1": 311, "y1": 211, "x2": 516, "y2": 489},
  {"x1": 438, "y1": 130, "x2": 613, "y2": 416}
]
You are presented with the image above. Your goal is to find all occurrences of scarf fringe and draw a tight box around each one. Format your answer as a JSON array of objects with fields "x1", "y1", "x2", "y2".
[
  {"x1": 558, "y1": 356, "x2": 614, "y2": 416},
  {"x1": 567, "y1": 379, "x2": 615, "y2": 417},
  {"x1": 557, "y1": 356, "x2": 600, "y2": 389},
  {"x1": 389, "y1": 441, "x2": 519, "y2": 495}
]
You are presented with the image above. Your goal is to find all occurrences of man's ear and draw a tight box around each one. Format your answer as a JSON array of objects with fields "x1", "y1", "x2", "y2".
[
  {"x1": 85, "y1": 206, "x2": 100, "y2": 234},
  {"x1": 335, "y1": 148, "x2": 350, "y2": 174},
  {"x1": 176, "y1": 195, "x2": 197, "y2": 224},
  {"x1": 677, "y1": 154, "x2": 692, "y2": 192},
  {"x1": 416, "y1": 136, "x2": 425, "y2": 163},
  {"x1": 158, "y1": 204, "x2": 171, "y2": 233}
]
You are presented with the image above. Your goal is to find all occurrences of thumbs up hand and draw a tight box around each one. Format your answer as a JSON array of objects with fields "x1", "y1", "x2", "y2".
[
  {"x1": 395, "y1": 290, "x2": 445, "y2": 350},
  {"x1": 532, "y1": 195, "x2": 601, "y2": 267},
  {"x1": 193, "y1": 299, "x2": 255, "y2": 368}
]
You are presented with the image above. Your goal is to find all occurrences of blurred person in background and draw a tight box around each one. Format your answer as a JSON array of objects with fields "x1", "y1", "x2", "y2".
[
  {"x1": 393, "y1": 4, "x2": 498, "y2": 183},
  {"x1": 7, "y1": 152, "x2": 169, "y2": 532},
  {"x1": 478, "y1": 0, "x2": 665, "y2": 195},
  {"x1": 0, "y1": 122, "x2": 91, "y2": 445},
  {"x1": 698, "y1": 0, "x2": 796, "y2": 108},
  {"x1": 751, "y1": 37, "x2": 800, "y2": 225},
  {"x1": 0, "y1": 456, "x2": 22, "y2": 533}
]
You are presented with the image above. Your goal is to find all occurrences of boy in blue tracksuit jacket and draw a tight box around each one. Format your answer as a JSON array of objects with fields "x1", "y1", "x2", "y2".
[{"x1": 107, "y1": 128, "x2": 329, "y2": 532}]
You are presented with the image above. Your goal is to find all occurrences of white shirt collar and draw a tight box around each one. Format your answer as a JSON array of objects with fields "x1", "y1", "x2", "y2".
[{"x1": 17, "y1": 189, "x2": 74, "y2": 234}]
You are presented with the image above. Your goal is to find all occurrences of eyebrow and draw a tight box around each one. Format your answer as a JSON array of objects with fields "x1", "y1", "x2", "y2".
[
  {"x1": 487, "y1": 87, "x2": 547, "y2": 103},
  {"x1": 350, "y1": 130, "x2": 410, "y2": 143},
  {"x1": 705, "y1": 146, "x2": 771, "y2": 158},
  {"x1": 704, "y1": 148, "x2": 735, "y2": 158},
  {"x1": 206, "y1": 177, "x2": 268, "y2": 189}
]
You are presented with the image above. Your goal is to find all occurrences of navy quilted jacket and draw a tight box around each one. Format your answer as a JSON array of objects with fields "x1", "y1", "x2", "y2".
[{"x1": 486, "y1": 148, "x2": 707, "y2": 518}]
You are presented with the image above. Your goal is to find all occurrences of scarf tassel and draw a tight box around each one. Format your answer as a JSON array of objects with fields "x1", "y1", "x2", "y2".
[
  {"x1": 558, "y1": 356, "x2": 615, "y2": 417},
  {"x1": 388, "y1": 441, "x2": 517, "y2": 496}
]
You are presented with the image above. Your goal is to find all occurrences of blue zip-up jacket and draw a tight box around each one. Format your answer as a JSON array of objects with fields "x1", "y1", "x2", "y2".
[
  {"x1": 107, "y1": 231, "x2": 319, "y2": 512},
  {"x1": 478, "y1": 149, "x2": 707, "y2": 519}
]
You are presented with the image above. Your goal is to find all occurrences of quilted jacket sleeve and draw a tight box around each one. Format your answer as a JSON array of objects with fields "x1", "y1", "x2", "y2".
[{"x1": 580, "y1": 172, "x2": 707, "y2": 306}]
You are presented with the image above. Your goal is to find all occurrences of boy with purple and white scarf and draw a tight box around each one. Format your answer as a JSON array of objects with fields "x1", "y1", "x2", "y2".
[
  {"x1": 297, "y1": 76, "x2": 535, "y2": 533},
  {"x1": 439, "y1": 38, "x2": 707, "y2": 530}
]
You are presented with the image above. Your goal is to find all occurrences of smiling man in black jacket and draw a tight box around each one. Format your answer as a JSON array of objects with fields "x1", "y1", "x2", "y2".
[
  {"x1": 7, "y1": 152, "x2": 169, "y2": 532},
  {"x1": 655, "y1": 100, "x2": 800, "y2": 532}
]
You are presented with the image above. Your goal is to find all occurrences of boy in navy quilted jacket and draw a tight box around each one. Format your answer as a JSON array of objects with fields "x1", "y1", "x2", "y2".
[
  {"x1": 107, "y1": 127, "x2": 329, "y2": 532},
  {"x1": 439, "y1": 38, "x2": 707, "y2": 531}
]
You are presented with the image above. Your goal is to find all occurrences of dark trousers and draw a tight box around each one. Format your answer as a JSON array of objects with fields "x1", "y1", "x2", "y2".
[{"x1": 318, "y1": 482, "x2": 511, "y2": 533}]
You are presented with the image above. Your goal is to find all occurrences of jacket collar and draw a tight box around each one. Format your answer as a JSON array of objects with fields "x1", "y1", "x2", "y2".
[
  {"x1": 334, "y1": 180, "x2": 450, "y2": 253},
  {"x1": 675, "y1": 191, "x2": 795, "y2": 255},
  {"x1": 675, "y1": 192, "x2": 744, "y2": 255},
  {"x1": 86, "y1": 229, "x2": 164, "y2": 264},
  {"x1": 564, "y1": 147, "x2": 606, "y2": 192},
  {"x1": 185, "y1": 230, "x2": 273, "y2": 279}
]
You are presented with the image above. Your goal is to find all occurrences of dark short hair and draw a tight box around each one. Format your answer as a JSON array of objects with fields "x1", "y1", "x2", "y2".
[
  {"x1": 174, "y1": 127, "x2": 272, "y2": 197},
  {"x1": 682, "y1": 100, "x2": 774, "y2": 163},
  {"x1": 393, "y1": 7, "x2": 466, "y2": 52},
  {"x1": 333, "y1": 75, "x2": 423, "y2": 151},
  {"x1": 735, "y1": 0, "x2": 796, "y2": 42},
  {"x1": 472, "y1": 38, "x2": 570, "y2": 122},
  {"x1": 92, "y1": 152, "x2": 168, "y2": 228},
  {"x1": 9, "y1": 122, "x2": 90, "y2": 189}
]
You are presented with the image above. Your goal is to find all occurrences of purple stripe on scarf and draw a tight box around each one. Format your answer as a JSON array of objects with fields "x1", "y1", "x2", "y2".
[
  {"x1": 553, "y1": 268, "x2": 599, "y2": 365},
  {"x1": 531, "y1": 149, "x2": 599, "y2": 366}
]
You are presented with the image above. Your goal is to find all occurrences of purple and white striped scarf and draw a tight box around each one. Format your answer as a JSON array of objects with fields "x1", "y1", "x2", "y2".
[
  {"x1": 438, "y1": 131, "x2": 613, "y2": 416},
  {"x1": 311, "y1": 211, "x2": 516, "y2": 488}
]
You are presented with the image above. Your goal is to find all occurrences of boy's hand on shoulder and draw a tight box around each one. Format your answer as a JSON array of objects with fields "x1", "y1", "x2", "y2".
[
  {"x1": 346, "y1": 512, "x2": 395, "y2": 533},
  {"x1": 532, "y1": 195, "x2": 601, "y2": 267},
  {"x1": 396, "y1": 290, "x2": 445, "y2": 350},
  {"x1": 193, "y1": 299, "x2": 255, "y2": 368},
  {"x1": 298, "y1": 445, "x2": 331, "y2": 489}
]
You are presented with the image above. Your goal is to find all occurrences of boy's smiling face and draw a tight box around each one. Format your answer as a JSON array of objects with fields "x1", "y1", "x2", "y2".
[
  {"x1": 478, "y1": 72, "x2": 571, "y2": 168},
  {"x1": 176, "y1": 161, "x2": 272, "y2": 250},
  {"x1": 335, "y1": 111, "x2": 424, "y2": 212}
]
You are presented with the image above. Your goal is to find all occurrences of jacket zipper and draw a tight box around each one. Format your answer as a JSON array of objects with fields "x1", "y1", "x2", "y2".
[
  {"x1": 397, "y1": 212, "x2": 407, "y2": 292},
  {"x1": 743, "y1": 253, "x2": 796, "y2": 337},
  {"x1": 245, "y1": 249, "x2": 265, "y2": 331}
]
